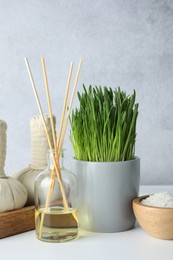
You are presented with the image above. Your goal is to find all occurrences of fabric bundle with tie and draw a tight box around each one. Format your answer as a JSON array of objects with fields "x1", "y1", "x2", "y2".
[
  {"x1": 0, "y1": 120, "x2": 27, "y2": 212},
  {"x1": 12, "y1": 115, "x2": 55, "y2": 205}
]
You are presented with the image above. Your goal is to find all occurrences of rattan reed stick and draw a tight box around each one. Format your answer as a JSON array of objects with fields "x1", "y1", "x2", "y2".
[
  {"x1": 59, "y1": 59, "x2": 82, "y2": 152},
  {"x1": 56, "y1": 62, "x2": 73, "y2": 152},
  {"x1": 39, "y1": 57, "x2": 60, "y2": 238},
  {"x1": 25, "y1": 58, "x2": 52, "y2": 149},
  {"x1": 41, "y1": 57, "x2": 57, "y2": 150}
]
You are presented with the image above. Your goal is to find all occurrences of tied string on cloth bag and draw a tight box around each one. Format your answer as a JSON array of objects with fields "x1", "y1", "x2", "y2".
[
  {"x1": 0, "y1": 120, "x2": 27, "y2": 212},
  {"x1": 12, "y1": 115, "x2": 55, "y2": 205}
]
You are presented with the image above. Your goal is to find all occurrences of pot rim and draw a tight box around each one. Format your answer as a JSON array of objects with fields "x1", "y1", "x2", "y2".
[{"x1": 72, "y1": 156, "x2": 140, "y2": 165}]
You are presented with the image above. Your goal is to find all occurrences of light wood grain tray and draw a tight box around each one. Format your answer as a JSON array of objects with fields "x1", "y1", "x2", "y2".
[{"x1": 0, "y1": 206, "x2": 35, "y2": 239}]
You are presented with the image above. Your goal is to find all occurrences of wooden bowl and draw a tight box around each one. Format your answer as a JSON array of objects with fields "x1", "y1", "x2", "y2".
[{"x1": 133, "y1": 195, "x2": 173, "y2": 240}]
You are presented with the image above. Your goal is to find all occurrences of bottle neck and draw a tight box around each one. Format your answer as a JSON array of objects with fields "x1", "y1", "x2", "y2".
[{"x1": 47, "y1": 149, "x2": 65, "y2": 170}]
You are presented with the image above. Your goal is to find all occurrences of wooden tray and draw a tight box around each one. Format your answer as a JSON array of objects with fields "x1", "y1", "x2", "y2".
[{"x1": 0, "y1": 206, "x2": 35, "y2": 239}]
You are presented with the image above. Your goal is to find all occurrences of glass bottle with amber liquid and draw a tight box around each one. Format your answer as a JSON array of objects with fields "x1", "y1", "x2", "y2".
[{"x1": 34, "y1": 150, "x2": 78, "y2": 242}]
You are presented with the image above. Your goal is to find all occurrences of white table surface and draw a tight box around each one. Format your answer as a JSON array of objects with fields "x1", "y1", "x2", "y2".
[{"x1": 1, "y1": 185, "x2": 173, "y2": 260}]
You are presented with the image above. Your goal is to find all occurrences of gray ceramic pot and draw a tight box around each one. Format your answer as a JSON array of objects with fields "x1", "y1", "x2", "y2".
[{"x1": 72, "y1": 157, "x2": 140, "y2": 233}]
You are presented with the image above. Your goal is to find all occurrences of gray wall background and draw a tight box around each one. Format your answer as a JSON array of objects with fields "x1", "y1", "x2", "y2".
[{"x1": 0, "y1": 0, "x2": 173, "y2": 184}]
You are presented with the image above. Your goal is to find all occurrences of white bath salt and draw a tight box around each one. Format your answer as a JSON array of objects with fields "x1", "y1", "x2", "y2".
[{"x1": 141, "y1": 192, "x2": 173, "y2": 208}]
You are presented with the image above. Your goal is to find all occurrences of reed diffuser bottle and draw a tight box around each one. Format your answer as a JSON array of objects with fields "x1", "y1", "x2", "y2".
[
  {"x1": 25, "y1": 57, "x2": 82, "y2": 242},
  {"x1": 34, "y1": 150, "x2": 78, "y2": 242}
]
